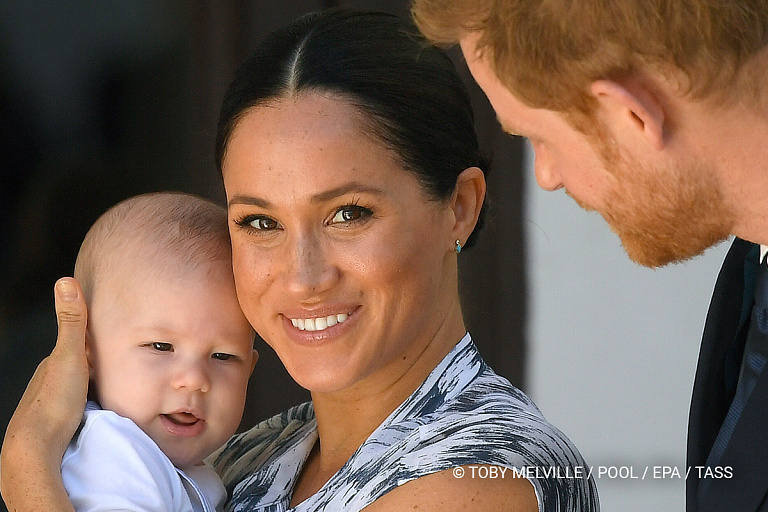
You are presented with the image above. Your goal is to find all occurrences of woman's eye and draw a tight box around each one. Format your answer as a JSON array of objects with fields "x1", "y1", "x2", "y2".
[
  {"x1": 331, "y1": 205, "x2": 372, "y2": 224},
  {"x1": 150, "y1": 342, "x2": 173, "y2": 352},
  {"x1": 235, "y1": 214, "x2": 280, "y2": 232},
  {"x1": 212, "y1": 353, "x2": 236, "y2": 361},
  {"x1": 248, "y1": 216, "x2": 279, "y2": 230}
]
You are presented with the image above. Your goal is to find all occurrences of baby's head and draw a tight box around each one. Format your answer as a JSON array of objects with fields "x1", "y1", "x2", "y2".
[{"x1": 74, "y1": 192, "x2": 257, "y2": 470}]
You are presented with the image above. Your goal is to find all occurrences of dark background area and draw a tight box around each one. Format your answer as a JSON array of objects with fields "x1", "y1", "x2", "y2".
[{"x1": 0, "y1": 2, "x2": 526, "y2": 508}]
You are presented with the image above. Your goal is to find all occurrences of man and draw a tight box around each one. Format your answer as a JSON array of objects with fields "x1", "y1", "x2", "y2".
[{"x1": 411, "y1": 1, "x2": 768, "y2": 511}]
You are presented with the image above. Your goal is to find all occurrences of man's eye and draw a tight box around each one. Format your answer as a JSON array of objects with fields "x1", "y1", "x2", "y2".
[
  {"x1": 151, "y1": 342, "x2": 173, "y2": 352},
  {"x1": 330, "y1": 205, "x2": 372, "y2": 224}
]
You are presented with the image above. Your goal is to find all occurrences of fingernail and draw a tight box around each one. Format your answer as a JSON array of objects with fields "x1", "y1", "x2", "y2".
[{"x1": 56, "y1": 279, "x2": 78, "y2": 301}]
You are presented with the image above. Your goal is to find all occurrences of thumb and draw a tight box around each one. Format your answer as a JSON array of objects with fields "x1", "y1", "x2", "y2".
[
  {"x1": 0, "y1": 278, "x2": 90, "y2": 471},
  {"x1": 53, "y1": 277, "x2": 88, "y2": 358}
]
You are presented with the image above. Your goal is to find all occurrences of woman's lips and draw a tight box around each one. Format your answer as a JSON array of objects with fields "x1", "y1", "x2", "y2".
[
  {"x1": 290, "y1": 312, "x2": 349, "y2": 332},
  {"x1": 160, "y1": 412, "x2": 205, "y2": 437},
  {"x1": 282, "y1": 306, "x2": 359, "y2": 343}
]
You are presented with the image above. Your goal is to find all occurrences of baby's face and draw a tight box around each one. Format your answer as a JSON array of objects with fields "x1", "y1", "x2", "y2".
[{"x1": 87, "y1": 263, "x2": 256, "y2": 470}]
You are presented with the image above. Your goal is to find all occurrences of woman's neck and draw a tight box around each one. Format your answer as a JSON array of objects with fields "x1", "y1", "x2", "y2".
[{"x1": 292, "y1": 305, "x2": 466, "y2": 503}]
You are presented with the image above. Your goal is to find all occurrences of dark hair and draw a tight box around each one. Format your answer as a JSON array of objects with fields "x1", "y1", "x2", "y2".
[{"x1": 216, "y1": 8, "x2": 488, "y2": 248}]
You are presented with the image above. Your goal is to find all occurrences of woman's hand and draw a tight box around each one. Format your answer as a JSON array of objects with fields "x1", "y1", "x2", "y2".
[{"x1": 1, "y1": 278, "x2": 88, "y2": 512}]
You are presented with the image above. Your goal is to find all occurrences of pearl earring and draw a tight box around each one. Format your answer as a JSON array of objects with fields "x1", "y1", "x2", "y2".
[{"x1": 455, "y1": 239, "x2": 462, "y2": 254}]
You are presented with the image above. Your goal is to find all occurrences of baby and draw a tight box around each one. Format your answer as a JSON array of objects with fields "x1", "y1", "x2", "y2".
[{"x1": 61, "y1": 192, "x2": 257, "y2": 512}]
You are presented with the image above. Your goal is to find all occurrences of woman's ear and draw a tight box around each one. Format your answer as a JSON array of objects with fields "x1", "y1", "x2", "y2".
[
  {"x1": 450, "y1": 166, "x2": 486, "y2": 248},
  {"x1": 590, "y1": 79, "x2": 666, "y2": 151}
]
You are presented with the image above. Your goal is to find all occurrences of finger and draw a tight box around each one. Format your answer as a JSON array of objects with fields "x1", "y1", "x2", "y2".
[{"x1": 53, "y1": 277, "x2": 87, "y2": 357}]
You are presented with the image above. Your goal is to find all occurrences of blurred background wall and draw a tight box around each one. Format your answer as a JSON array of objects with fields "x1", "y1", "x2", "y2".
[{"x1": 0, "y1": 2, "x2": 731, "y2": 511}]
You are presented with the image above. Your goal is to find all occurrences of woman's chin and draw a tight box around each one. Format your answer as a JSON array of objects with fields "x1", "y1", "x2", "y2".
[{"x1": 285, "y1": 364, "x2": 356, "y2": 395}]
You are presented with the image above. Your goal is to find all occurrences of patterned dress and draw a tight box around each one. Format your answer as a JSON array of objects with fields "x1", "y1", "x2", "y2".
[{"x1": 212, "y1": 334, "x2": 599, "y2": 511}]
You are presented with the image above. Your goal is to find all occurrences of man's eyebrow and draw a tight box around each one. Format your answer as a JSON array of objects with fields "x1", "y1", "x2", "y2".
[
  {"x1": 496, "y1": 115, "x2": 520, "y2": 136},
  {"x1": 227, "y1": 182, "x2": 386, "y2": 209}
]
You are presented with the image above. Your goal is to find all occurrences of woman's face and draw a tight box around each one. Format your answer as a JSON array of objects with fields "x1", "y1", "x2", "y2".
[{"x1": 222, "y1": 93, "x2": 458, "y2": 395}]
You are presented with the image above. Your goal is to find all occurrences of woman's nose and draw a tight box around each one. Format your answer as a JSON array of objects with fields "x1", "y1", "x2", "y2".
[
  {"x1": 172, "y1": 361, "x2": 211, "y2": 393},
  {"x1": 285, "y1": 232, "x2": 339, "y2": 298}
]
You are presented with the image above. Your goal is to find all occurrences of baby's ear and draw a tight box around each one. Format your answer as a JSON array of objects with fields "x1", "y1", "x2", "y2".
[
  {"x1": 85, "y1": 328, "x2": 99, "y2": 402},
  {"x1": 84, "y1": 328, "x2": 95, "y2": 373},
  {"x1": 250, "y1": 349, "x2": 259, "y2": 374}
]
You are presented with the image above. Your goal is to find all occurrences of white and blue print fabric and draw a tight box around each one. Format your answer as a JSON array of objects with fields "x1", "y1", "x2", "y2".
[{"x1": 212, "y1": 334, "x2": 599, "y2": 512}]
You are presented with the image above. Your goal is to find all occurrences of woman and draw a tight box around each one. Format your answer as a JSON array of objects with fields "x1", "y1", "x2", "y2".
[{"x1": 1, "y1": 9, "x2": 598, "y2": 512}]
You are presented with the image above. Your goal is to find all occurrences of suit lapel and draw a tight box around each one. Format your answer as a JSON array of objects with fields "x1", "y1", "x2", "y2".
[
  {"x1": 699, "y1": 367, "x2": 768, "y2": 512},
  {"x1": 688, "y1": 238, "x2": 755, "y2": 510}
]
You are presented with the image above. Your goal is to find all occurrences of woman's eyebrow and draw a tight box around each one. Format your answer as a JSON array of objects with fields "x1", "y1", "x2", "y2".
[
  {"x1": 309, "y1": 182, "x2": 385, "y2": 204},
  {"x1": 228, "y1": 195, "x2": 270, "y2": 208},
  {"x1": 228, "y1": 182, "x2": 386, "y2": 209}
]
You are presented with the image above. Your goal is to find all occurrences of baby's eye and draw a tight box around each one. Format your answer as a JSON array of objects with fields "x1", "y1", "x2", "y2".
[
  {"x1": 212, "y1": 353, "x2": 236, "y2": 361},
  {"x1": 330, "y1": 205, "x2": 373, "y2": 224},
  {"x1": 150, "y1": 342, "x2": 173, "y2": 352}
]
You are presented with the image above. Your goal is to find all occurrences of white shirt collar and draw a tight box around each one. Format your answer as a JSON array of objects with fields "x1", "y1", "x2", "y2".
[{"x1": 760, "y1": 245, "x2": 768, "y2": 265}]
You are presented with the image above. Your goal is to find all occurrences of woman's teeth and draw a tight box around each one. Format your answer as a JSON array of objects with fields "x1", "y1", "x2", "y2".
[{"x1": 291, "y1": 313, "x2": 349, "y2": 332}]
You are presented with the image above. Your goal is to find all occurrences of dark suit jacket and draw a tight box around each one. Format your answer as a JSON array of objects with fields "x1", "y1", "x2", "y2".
[{"x1": 688, "y1": 238, "x2": 768, "y2": 511}]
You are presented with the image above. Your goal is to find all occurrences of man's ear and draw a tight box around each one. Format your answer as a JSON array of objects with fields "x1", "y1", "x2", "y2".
[
  {"x1": 450, "y1": 166, "x2": 486, "y2": 248},
  {"x1": 590, "y1": 79, "x2": 666, "y2": 151}
]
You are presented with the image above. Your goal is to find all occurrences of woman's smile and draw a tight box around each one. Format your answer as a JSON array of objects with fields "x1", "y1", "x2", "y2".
[
  {"x1": 290, "y1": 313, "x2": 349, "y2": 332},
  {"x1": 280, "y1": 305, "x2": 361, "y2": 345}
]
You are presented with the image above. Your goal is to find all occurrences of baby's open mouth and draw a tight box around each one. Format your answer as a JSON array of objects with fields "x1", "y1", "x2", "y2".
[{"x1": 163, "y1": 412, "x2": 200, "y2": 426}]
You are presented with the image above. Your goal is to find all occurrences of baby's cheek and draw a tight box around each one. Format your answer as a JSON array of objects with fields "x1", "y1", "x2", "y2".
[{"x1": 218, "y1": 374, "x2": 250, "y2": 431}]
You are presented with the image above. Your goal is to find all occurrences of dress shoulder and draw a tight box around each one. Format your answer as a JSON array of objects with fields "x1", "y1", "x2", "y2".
[
  {"x1": 394, "y1": 365, "x2": 599, "y2": 512},
  {"x1": 214, "y1": 336, "x2": 598, "y2": 512},
  {"x1": 211, "y1": 402, "x2": 316, "y2": 500}
]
